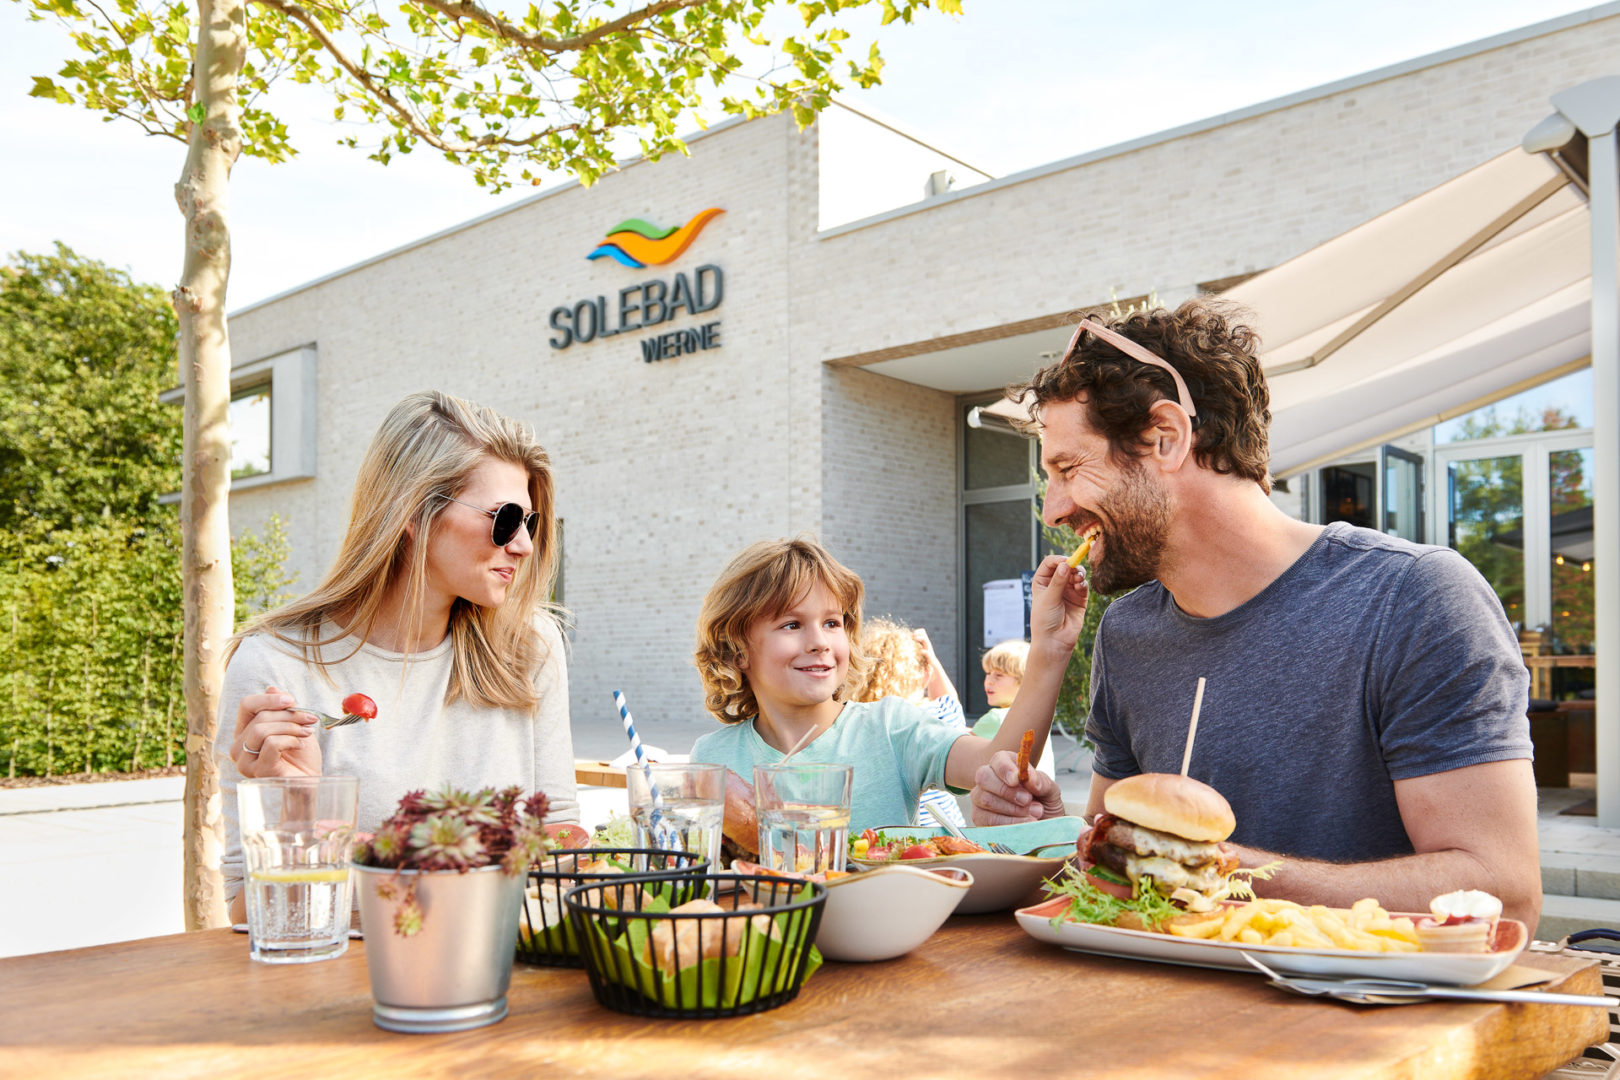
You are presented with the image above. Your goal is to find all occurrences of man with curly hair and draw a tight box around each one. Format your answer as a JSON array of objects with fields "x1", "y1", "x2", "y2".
[{"x1": 971, "y1": 299, "x2": 1540, "y2": 930}]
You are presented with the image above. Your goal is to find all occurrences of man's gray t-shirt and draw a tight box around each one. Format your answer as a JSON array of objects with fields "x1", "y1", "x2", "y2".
[{"x1": 1086, "y1": 522, "x2": 1531, "y2": 862}]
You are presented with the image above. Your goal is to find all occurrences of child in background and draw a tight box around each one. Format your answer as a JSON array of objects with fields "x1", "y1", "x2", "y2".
[
  {"x1": 971, "y1": 640, "x2": 1055, "y2": 779},
  {"x1": 689, "y1": 538, "x2": 1067, "y2": 834},
  {"x1": 848, "y1": 617, "x2": 968, "y2": 827}
]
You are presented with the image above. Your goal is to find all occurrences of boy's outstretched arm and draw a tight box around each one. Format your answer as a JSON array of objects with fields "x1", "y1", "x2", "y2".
[{"x1": 944, "y1": 555, "x2": 1087, "y2": 790}]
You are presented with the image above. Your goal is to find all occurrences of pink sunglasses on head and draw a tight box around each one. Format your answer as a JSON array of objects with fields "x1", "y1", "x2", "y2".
[{"x1": 1063, "y1": 318, "x2": 1198, "y2": 420}]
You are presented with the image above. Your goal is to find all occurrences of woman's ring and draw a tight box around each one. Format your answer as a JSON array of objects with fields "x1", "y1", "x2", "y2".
[{"x1": 243, "y1": 742, "x2": 262, "y2": 756}]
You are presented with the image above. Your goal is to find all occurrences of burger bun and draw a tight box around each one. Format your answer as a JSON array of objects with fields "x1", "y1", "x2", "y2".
[{"x1": 1103, "y1": 773, "x2": 1235, "y2": 843}]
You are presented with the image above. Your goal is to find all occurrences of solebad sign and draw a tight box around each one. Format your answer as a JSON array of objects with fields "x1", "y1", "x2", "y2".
[{"x1": 549, "y1": 209, "x2": 725, "y2": 363}]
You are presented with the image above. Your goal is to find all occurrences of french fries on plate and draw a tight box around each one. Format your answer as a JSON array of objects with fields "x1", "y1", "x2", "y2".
[{"x1": 1167, "y1": 896, "x2": 1421, "y2": 953}]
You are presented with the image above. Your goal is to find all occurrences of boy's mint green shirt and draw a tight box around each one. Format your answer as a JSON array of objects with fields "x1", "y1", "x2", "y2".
[
  {"x1": 971, "y1": 707, "x2": 1008, "y2": 739},
  {"x1": 690, "y1": 697, "x2": 969, "y2": 832}
]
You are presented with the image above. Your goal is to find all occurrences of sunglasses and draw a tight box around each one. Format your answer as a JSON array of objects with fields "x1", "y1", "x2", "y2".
[
  {"x1": 434, "y1": 495, "x2": 541, "y2": 547},
  {"x1": 1063, "y1": 317, "x2": 1199, "y2": 422}
]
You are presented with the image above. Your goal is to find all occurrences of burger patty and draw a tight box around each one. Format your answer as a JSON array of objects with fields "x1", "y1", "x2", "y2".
[
  {"x1": 1084, "y1": 813, "x2": 1239, "y2": 896},
  {"x1": 1091, "y1": 813, "x2": 1232, "y2": 868}
]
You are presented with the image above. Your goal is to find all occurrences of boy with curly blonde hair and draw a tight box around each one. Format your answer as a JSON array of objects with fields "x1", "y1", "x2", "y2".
[{"x1": 690, "y1": 537, "x2": 1061, "y2": 832}]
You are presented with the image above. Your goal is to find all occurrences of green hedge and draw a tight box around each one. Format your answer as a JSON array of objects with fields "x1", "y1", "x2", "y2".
[{"x1": 0, "y1": 516, "x2": 294, "y2": 778}]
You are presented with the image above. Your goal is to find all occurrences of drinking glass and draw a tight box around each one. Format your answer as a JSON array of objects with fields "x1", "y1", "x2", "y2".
[
  {"x1": 753, "y1": 763, "x2": 853, "y2": 876},
  {"x1": 238, "y1": 775, "x2": 359, "y2": 964},
  {"x1": 626, "y1": 762, "x2": 725, "y2": 870}
]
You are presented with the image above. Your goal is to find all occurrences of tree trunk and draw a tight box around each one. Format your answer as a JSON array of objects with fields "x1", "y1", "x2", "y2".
[{"x1": 174, "y1": 0, "x2": 245, "y2": 932}]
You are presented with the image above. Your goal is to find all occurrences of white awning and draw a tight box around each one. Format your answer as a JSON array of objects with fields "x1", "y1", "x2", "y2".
[{"x1": 984, "y1": 147, "x2": 1592, "y2": 479}]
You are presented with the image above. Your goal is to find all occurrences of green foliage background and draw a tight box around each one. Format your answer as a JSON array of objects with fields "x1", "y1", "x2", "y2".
[{"x1": 0, "y1": 246, "x2": 295, "y2": 777}]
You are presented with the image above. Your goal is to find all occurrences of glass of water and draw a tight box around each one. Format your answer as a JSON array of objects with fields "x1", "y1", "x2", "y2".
[
  {"x1": 753, "y1": 763, "x2": 853, "y2": 876},
  {"x1": 626, "y1": 762, "x2": 725, "y2": 870},
  {"x1": 238, "y1": 775, "x2": 359, "y2": 964}
]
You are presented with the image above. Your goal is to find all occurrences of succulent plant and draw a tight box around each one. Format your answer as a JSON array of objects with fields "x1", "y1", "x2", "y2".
[{"x1": 354, "y1": 785, "x2": 552, "y2": 936}]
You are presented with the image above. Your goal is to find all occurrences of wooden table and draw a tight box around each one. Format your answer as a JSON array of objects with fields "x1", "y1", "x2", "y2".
[
  {"x1": 0, "y1": 918, "x2": 1607, "y2": 1079},
  {"x1": 573, "y1": 760, "x2": 627, "y2": 788},
  {"x1": 1522, "y1": 655, "x2": 1596, "y2": 700}
]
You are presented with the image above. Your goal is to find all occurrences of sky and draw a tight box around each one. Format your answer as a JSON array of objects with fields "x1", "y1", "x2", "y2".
[{"x1": 0, "y1": 0, "x2": 1605, "y2": 307}]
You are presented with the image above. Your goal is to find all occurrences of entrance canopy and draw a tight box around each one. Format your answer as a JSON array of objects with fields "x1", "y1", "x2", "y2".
[{"x1": 983, "y1": 147, "x2": 1592, "y2": 480}]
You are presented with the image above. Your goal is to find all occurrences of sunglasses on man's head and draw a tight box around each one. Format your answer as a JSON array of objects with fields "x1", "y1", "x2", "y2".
[
  {"x1": 434, "y1": 495, "x2": 540, "y2": 547},
  {"x1": 1063, "y1": 317, "x2": 1199, "y2": 423}
]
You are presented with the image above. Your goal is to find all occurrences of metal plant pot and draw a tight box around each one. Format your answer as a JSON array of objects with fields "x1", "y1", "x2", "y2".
[{"x1": 353, "y1": 862, "x2": 524, "y2": 1033}]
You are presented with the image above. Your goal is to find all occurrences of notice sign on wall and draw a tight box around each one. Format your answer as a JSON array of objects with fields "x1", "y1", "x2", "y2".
[{"x1": 549, "y1": 209, "x2": 726, "y2": 363}]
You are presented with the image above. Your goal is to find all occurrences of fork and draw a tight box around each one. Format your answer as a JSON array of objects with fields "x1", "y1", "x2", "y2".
[
  {"x1": 1239, "y1": 952, "x2": 1617, "y2": 1006},
  {"x1": 288, "y1": 704, "x2": 366, "y2": 730}
]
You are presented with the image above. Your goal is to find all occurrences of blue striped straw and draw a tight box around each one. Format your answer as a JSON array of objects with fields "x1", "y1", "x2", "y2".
[{"x1": 614, "y1": 690, "x2": 672, "y2": 847}]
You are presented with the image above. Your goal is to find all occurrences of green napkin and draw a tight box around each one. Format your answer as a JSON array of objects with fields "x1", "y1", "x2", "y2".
[{"x1": 521, "y1": 865, "x2": 700, "y2": 959}]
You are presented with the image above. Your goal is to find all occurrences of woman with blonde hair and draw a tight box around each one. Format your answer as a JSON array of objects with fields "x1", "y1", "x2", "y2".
[{"x1": 217, "y1": 391, "x2": 577, "y2": 920}]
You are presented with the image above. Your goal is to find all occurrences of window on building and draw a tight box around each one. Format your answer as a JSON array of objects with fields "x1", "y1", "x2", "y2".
[
  {"x1": 1321, "y1": 464, "x2": 1375, "y2": 530},
  {"x1": 1435, "y1": 367, "x2": 1593, "y2": 444},
  {"x1": 158, "y1": 346, "x2": 317, "y2": 498},
  {"x1": 230, "y1": 383, "x2": 272, "y2": 479}
]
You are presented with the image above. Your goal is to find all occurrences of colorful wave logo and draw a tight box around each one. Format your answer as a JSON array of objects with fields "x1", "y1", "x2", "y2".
[{"x1": 586, "y1": 208, "x2": 725, "y2": 268}]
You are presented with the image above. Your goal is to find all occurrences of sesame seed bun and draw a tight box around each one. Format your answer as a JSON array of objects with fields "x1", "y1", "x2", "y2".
[{"x1": 1103, "y1": 773, "x2": 1235, "y2": 843}]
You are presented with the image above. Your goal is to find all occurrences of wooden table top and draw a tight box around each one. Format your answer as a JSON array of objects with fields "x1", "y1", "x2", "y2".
[
  {"x1": 0, "y1": 917, "x2": 1606, "y2": 1080},
  {"x1": 574, "y1": 760, "x2": 628, "y2": 788}
]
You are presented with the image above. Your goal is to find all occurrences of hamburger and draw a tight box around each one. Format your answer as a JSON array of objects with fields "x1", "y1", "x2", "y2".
[
  {"x1": 1081, "y1": 773, "x2": 1239, "y2": 905},
  {"x1": 1062, "y1": 773, "x2": 1256, "y2": 930}
]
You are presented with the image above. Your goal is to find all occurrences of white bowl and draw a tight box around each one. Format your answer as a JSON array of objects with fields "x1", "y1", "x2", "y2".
[{"x1": 814, "y1": 864, "x2": 973, "y2": 962}]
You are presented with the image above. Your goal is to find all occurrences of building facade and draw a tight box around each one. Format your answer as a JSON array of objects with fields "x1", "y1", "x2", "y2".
[{"x1": 215, "y1": 5, "x2": 1620, "y2": 729}]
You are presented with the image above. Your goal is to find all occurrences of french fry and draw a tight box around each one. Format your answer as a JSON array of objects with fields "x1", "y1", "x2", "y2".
[
  {"x1": 1219, "y1": 903, "x2": 1264, "y2": 942},
  {"x1": 1190, "y1": 897, "x2": 1425, "y2": 954}
]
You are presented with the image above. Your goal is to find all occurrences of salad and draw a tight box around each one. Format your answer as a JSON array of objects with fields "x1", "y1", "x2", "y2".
[{"x1": 849, "y1": 829, "x2": 984, "y2": 861}]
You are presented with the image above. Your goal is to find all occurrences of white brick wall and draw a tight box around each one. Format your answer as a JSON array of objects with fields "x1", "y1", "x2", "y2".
[
  {"x1": 820, "y1": 364, "x2": 959, "y2": 680},
  {"x1": 222, "y1": 9, "x2": 1620, "y2": 734}
]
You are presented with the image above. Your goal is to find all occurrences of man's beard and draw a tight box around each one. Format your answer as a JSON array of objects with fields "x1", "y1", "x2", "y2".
[{"x1": 1088, "y1": 459, "x2": 1171, "y2": 595}]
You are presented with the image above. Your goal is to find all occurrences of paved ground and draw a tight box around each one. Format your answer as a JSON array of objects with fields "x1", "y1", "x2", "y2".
[{"x1": 0, "y1": 721, "x2": 1097, "y2": 959}]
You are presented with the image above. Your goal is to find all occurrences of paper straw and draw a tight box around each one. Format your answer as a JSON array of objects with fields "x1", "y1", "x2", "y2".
[
  {"x1": 779, "y1": 726, "x2": 817, "y2": 766},
  {"x1": 615, "y1": 690, "x2": 673, "y2": 847},
  {"x1": 1180, "y1": 677, "x2": 1207, "y2": 777}
]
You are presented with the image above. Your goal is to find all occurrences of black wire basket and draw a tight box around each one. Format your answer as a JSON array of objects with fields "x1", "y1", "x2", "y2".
[
  {"x1": 517, "y1": 848, "x2": 708, "y2": 967},
  {"x1": 565, "y1": 873, "x2": 827, "y2": 1018}
]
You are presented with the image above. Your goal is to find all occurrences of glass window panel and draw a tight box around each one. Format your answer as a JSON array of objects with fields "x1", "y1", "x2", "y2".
[
  {"x1": 1383, "y1": 450, "x2": 1423, "y2": 542},
  {"x1": 1434, "y1": 368, "x2": 1593, "y2": 443},
  {"x1": 1549, "y1": 448, "x2": 1594, "y2": 666},
  {"x1": 1446, "y1": 455, "x2": 1524, "y2": 625},
  {"x1": 229, "y1": 384, "x2": 272, "y2": 479},
  {"x1": 965, "y1": 421, "x2": 1031, "y2": 489},
  {"x1": 1320, "y1": 464, "x2": 1375, "y2": 529},
  {"x1": 964, "y1": 499, "x2": 1032, "y2": 716}
]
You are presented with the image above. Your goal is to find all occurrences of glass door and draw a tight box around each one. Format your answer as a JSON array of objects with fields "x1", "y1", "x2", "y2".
[
  {"x1": 1381, "y1": 446, "x2": 1424, "y2": 542},
  {"x1": 960, "y1": 401, "x2": 1038, "y2": 717},
  {"x1": 1432, "y1": 429, "x2": 1593, "y2": 638},
  {"x1": 1547, "y1": 448, "x2": 1596, "y2": 717},
  {"x1": 1444, "y1": 452, "x2": 1526, "y2": 626}
]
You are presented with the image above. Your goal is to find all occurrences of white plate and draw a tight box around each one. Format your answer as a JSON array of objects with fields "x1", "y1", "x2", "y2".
[
  {"x1": 851, "y1": 819, "x2": 1083, "y2": 914},
  {"x1": 1014, "y1": 897, "x2": 1527, "y2": 987}
]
